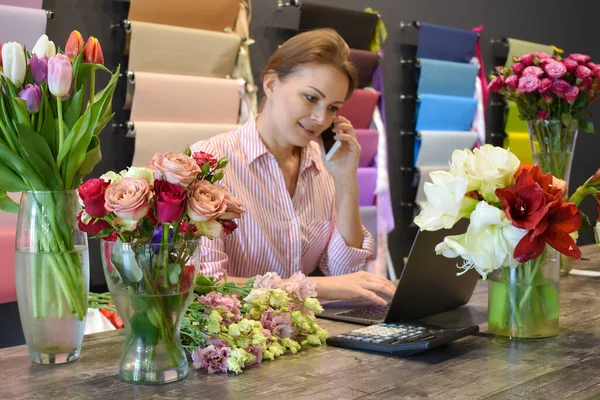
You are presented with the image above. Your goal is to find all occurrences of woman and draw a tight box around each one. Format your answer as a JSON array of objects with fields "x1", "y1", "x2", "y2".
[{"x1": 191, "y1": 29, "x2": 395, "y2": 306}]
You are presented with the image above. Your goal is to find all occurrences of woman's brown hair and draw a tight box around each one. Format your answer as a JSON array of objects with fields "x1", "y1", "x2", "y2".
[{"x1": 261, "y1": 28, "x2": 358, "y2": 101}]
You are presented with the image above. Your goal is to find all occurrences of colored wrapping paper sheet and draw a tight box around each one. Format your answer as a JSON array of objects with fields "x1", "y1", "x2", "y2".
[
  {"x1": 505, "y1": 38, "x2": 554, "y2": 67},
  {"x1": 357, "y1": 168, "x2": 377, "y2": 206},
  {"x1": 360, "y1": 205, "x2": 378, "y2": 256},
  {"x1": 414, "y1": 130, "x2": 478, "y2": 167},
  {"x1": 337, "y1": 89, "x2": 380, "y2": 129},
  {"x1": 0, "y1": 193, "x2": 21, "y2": 304},
  {"x1": 415, "y1": 165, "x2": 450, "y2": 206},
  {"x1": 128, "y1": 21, "x2": 241, "y2": 78},
  {"x1": 349, "y1": 49, "x2": 380, "y2": 88},
  {"x1": 417, "y1": 58, "x2": 478, "y2": 97},
  {"x1": 132, "y1": 122, "x2": 239, "y2": 167},
  {"x1": 417, "y1": 23, "x2": 478, "y2": 63},
  {"x1": 356, "y1": 129, "x2": 378, "y2": 167},
  {"x1": 0, "y1": 5, "x2": 46, "y2": 50},
  {"x1": 506, "y1": 132, "x2": 533, "y2": 165},
  {"x1": 505, "y1": 101, "x2": 528, "y2": 132},
  {"x1": 298, "y1": 2, "x2": 378, "y2": 51},
  {"x1": 0, "y1": 0, "x2": 42, "y2": 8},
  {"x1": 128, "y1": 0, "x2": 239, "y2": 32},
  {"x1": 130, "y1": 72, "x2": 241, "y2": 124},
  {"x1": 415, "y1": 94, "x2": 477, "y2": 131}
]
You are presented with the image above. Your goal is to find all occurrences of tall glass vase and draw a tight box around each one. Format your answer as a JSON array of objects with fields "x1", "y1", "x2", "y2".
[
  {"x1": 487, "y1": 246, "x2": 560, "y2": 338},
  {"x1": 15, "y1": 191, "x2": 89, "y2": 364},
  {"x1": 527, "y1": 119, "x2": 578, "y2": 276},
  {"x1": 101, "y1": 239, "x2": 199, "y2": 384}
]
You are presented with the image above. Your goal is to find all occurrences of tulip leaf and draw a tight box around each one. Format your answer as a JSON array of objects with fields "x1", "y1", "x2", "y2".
[
  {"x1": 16, "y1": 123, "x2": 62, "y2": 189},
  {"x1": 74, "y1": 135, "x2": 102, "y2": 184},
  {"x1": 0, "y1": 191, "x2": 19, "y2": 214},
  {"x1": 168, "y1": 263, "x2": 182, "y2": 285},
  {"x1": 64, "y1": 87, "x2": 85, "y2": 130},
  {"x1": 0, "y1": 159, "x2": 28, "y2": 192},
  {"x1": 93, "y1": 112, "x2": 114, "y2": 136},
  {"x1": 0, "y1": 143, "x2": 45, "y2": 189},
  {"x1": 11, "y1": 97, "x2": 32, "y2": 129},
  {"x1": 57, "y1": 107, "x2": 92, "y2": 165},
  {"x1": 39, "y1": 99, "x2": 57, "y2": 157},
  {"x1": 110, "y1": 239, "x2": 144, "y2": 285}
]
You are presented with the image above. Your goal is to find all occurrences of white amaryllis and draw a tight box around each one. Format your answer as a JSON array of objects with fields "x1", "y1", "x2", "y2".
[
  {"x1": 450, "y1": 145, "x2": 520, "y2": 202},
  {"x1": 435, "y1": 202, "x2": 527, "y2": 278},
  {"x1": 1, "y1": 42, "x2": 26, "y2": 87},
  {"x1": 31, "y1": 34, "x2": 56, "y2": 58},
  {"x1": 414, "y1": 171, "x2": 478, "y2": 231},
  {"x1": 594, "y1": 221, "x2": 600, "y2": 247}
]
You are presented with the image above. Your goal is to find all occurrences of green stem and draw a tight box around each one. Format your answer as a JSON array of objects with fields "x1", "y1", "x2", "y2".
[
  {"x1": 57, "y1": 98, "x2": 64, "y2": 168},
  {"x1": 162, "y1": 224, "x2": 170, "y2": 290}
]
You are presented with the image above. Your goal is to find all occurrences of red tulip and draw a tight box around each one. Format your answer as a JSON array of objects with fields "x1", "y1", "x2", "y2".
[
  {"x1": 83, "y1": 36, "x2": 104, "y2": 65},
  {"x1": 65, "y1": 30, "x2": 84, "y2": 61}
]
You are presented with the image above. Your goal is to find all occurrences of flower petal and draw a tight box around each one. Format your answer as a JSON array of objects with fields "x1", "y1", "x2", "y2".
[{"x1": 514, "y1": 230, "x2": 546, "y2": 263}]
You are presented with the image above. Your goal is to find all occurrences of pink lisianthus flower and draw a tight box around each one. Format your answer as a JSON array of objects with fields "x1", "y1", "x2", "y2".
[
  {"x1": 284, "y1": 272, "x2": 318, "y2": 302},
  {"x1": 191, "y1": 344, "x2": 230, "y2": 373}
]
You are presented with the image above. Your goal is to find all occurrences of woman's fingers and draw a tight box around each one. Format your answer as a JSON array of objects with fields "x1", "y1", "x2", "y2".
[
  {"x1": 357, "y1": 288, "x2": 389, "y2": 306},
  {"x1": 360, "y1": 280, "x2": 396, "y2": 299}
]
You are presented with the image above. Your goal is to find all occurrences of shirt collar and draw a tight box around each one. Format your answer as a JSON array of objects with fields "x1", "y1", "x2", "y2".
[{"x1": 244, "y1": 116, "x2": 323, "y2": 173}]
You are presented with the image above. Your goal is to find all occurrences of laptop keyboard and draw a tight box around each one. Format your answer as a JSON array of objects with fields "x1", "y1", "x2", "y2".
[{"x1": 337, "y1": 305, "x2": 389, "y2": 320}]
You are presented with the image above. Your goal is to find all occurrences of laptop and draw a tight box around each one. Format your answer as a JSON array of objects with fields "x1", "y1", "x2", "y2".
[{"x1": 319, "y1": 219, "x2": 479, "y2": 325}]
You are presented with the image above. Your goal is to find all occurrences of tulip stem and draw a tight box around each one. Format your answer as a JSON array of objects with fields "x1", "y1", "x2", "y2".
[
  {"x1": 57, "y1": 98, "x2": 64, "y2": 164},
  {"x1": 89, "y1": 67, "x2": 96, "y2": 102}
]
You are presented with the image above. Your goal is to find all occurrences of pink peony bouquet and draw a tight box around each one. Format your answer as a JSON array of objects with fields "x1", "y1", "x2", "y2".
[
  {"x1": 181, "y1": 272, "x2": 328, "y2": 374},
  {"x1": 488, "y1": 52, "x2": 598, "y2": 132}
]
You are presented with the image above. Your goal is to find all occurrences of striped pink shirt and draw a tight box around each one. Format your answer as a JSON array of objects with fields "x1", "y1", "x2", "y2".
[{"x1": 190, "y1": 117, "x2": 374, "y2": 279}]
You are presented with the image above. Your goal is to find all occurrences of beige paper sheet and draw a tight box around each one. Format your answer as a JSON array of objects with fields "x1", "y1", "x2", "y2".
[
  {"x1": 505, "y1": 38, "x2": 554, "y2": 67},
  {"x1": 129, "y1": 0, "x2": 239, "y2": 32},
  {"x1": 130, "y1": 72, "x2": 241, "y2": 124},
  {"x1": 132, "y1": 122, "x2": 239, "y2": 167},
  {"x1": 128, "y1": 21, "x2": 241, "y2": 78},
  {"x1": 0, "y1": 5, "x2": 46, "y2": 50}
]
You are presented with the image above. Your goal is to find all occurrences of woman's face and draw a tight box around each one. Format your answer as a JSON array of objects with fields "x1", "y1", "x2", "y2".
[{"x1": 264, "y1": 63, "x2": 349, "y2": 148}]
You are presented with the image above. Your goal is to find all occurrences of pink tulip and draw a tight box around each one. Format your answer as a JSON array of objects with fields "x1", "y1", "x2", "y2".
[{"x1": 47, "y1": 54, "x2": 72, "y2": 97}]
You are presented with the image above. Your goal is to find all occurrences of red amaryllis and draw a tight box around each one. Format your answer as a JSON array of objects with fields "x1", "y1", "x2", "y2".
[
  {"x1": 154, "y1": 179, "x2": 186, "y2": 223},
  {"x1": 496, "y1": 168, "x2": 549, "y2": 230},
  {"x1": 523, "y1": 165, "x2": 566, "y2": 202},
  {"x1": 513, "y1": 200, "x2": 582, "y2": 263}
]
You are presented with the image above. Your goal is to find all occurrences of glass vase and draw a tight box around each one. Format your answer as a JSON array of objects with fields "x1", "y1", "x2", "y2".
[
  {"x1": 487, "y1": 246, "x2": 560, "y2": 338},
  {"x1": 15, "y1": 191, "x2": 89, "y2": 364},
  {"x1": 527, "y1": 119, "x2": 578, "y2": 276},
  {"x1": 101, "y1": 239, "x2": 199, "y2": 384}
]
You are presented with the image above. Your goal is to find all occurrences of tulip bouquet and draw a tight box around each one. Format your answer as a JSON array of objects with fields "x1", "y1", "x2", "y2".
[
  {"x1": 414, "y1": 145, "x2": 591, "y2": 338},
  {"x1": 81, "y1": 149, "x2": 246, "y2": 383},
  {"x1": 0, "y1": 32, "x2": 118, "y2": 324}
]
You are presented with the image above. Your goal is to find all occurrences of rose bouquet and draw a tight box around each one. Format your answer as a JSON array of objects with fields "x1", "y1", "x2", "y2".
[
  {"x1": 80, "y1": 149, "x2": 245, "y2": 383},
  {"x1": 414, "y1": 145, "x2": 593, "y2": 338},
  {"x1": 489, "y1": 52, "x2": 598, "y2": 180}
]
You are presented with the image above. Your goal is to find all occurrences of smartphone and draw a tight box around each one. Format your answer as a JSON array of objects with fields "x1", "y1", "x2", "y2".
[{"x1": 321, "y1": 123, "x2": 342, "y2": 161}]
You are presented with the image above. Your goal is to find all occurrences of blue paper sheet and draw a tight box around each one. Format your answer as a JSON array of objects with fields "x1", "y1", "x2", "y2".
[
  {"x1": 418, "y1": 58, "x2": 478, "y2": 97},
  {"x1": 417, "y1": 23, "x2": 478, "y2": 63},
  {"x1": 415, "y1": 94, "x2": 477, "y2": 131}
]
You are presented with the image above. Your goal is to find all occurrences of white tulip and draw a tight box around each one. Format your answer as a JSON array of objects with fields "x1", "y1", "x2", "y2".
[
  {"x1": 1, "y1": 42, "x2": 26, "y2": 87},
  {"x1": 435, "y1": 202, "x2": 527, "y2": 278},
  {"x1": 414, "y1": 171, "x2": 478, "y2": 231},
  {"x1": 31, "y1": 34, "x2": 56, "y2": 58},
  {"x1": 450, "y1": 145, "x2": 520, "y2": 202}
]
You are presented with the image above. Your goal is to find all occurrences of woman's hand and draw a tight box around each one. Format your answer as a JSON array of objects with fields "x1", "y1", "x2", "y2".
[
  {"x1": 312, "y1": 271, "x2": 396, "y2": 306},
  {"x1": 320, "y1": 116, "x2": 361, "y2": 186}
]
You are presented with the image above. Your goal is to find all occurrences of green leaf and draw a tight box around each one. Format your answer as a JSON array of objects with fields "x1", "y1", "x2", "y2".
[
  {"x1": 110, "y1": 239, "x2": 143, "y2": 285},
  {"x1": 64, "y1": 87, "x2": 85, "y2": 130},
  {"x1": 130, "y1": 311, "x2": 159, "y2": 346},
  {"x1": 579, "y1": 210, "x2": 593, "y2": 233},
  {"x1": 201, "y1": 162, "x2": 210, "y2": 174},
  {"x1": 74, "y1": 135, "x2": 101, "y2": 184},
  {"x1": 139, "y1": 218, "x2": 155, "y2": 241},
  {"x1": 16, "y1": 123, "x2": 62, "y2": 190},
  {"x1": 93, "y1": 112, "x2": 114, "y2": 136},
  {"x1": 56, "y1": 107, "x2": 92, "y2": 165},
  {"x1": 0, "y1": 159, "x2": 28, "y2": 192},
  {"x1": 39, "y1": 103, "x2": 57, "y2": 157},
  {"x1": 17, "y1": 123, "x2": 56, "y2": 168},
  {"x1": 0, "y1": 143, "x2": 45, "y2": 189},
  {"x1": 11, "y1": 97, "x2": 32, "y2": 129},
  {"x1": 561, "y1": 113, "x2": 573, "y2": 128},
  {"x1": 0, "y1": 191, "x2": 19, "y2": 213},
  {"x1": 91, "y1": 227, "x2": 114, "y2": 239},
  {"x1": 581, "y1": 120, "x2": 595, "y2": 133},
  {"x1": 168, "y1": 263, "x2": 182, "y2": 285}
]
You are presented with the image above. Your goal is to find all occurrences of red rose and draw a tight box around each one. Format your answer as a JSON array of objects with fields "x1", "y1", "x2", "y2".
[
  {"x1": 78, "y1": 178, "x2": 109, "y2": 217},
  {"x1": 154, "y1": 179, "x2": 186, "y2": 223},
  {"x1": 221, "y1": 219, "x2": 238, "y2": 235},
  {"x1": 192, "y1": 151, "x2": 218, "y2": 168},
  {"x1": 77, "y1": 211, "x2": 111, "y2": 236},
  {"x1": 180, "y1": 265, "x2": 196, "y2": 292}
]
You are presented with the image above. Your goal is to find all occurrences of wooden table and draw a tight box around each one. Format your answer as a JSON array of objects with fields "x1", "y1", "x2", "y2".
[{"x1": 2, "y1": 245, "x2": 600, "y2": 400}]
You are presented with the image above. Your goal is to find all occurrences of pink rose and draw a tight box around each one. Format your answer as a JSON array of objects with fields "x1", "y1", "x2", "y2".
[
  {"x1": 575, "y1": 65, "x2": 592, "y2": 79},
  {"x1": 146, "y1": 152, "x2": 201, "y2": 188},
  {"x1": 512, "y1": 62, "x2": 525, "y2": 75},
  {"x1": 520, "y1": 54, "x2": 534, "y2": 66},
  {"x1": 518, "y1": 74, "x2": 540, "y2": 93},
  {"x1": 563, "y1": 85, "x2": 580, "y2": 102},
  {"x1": 579, "y1": 77, "x2": 594, "y2": 90},
  {"x1": 154, "y1": 179, "x2": 186, "y2": 223},
  {"x1": 563, "y1": 58, "x2": 579, "y2": 72},
  {"x1": 568, "y1": 53, "x2": 591, "y2": 64},
  {"x1": 220, "y1": 188, "x2": 245, "y2": 220},
  {"x1": 488, "y1": 76, "x2": 505, "y2": 92},
  {"x1": 523, "y1": 66, "x2": 543, "y2": 77},
  {"x1": 186, "y1": 180, "x2": 227, "y2": 222},
  {"x1": 534, "y1": 52, "x2": 551, "y2": 60},
  {"x1": 551, "y1": 79, "x2": 570, "y2": 95},
  {"x1": 536, "y1": 110, "x2": 549, "y2": 120},
  {"x1": 505, "y1": 75, "x2": 519, "y2": 90},
  {"x1": 104, "y1": 177, "x2": 153, "y2": 221},
  {"x1": 544, "y1": 61, "x2": 567, "y2": 79},
  {"x1": 538, "y1": 78, "x2": 552, "y2": 93},
  {"x1": 587, "y1": 62, "x2": 597, "y2": 70}
]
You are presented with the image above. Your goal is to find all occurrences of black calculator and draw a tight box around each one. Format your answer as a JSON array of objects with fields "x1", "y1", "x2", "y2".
[{"x1": 327, "y1": 322, "x2": 479, "y2": 355}]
